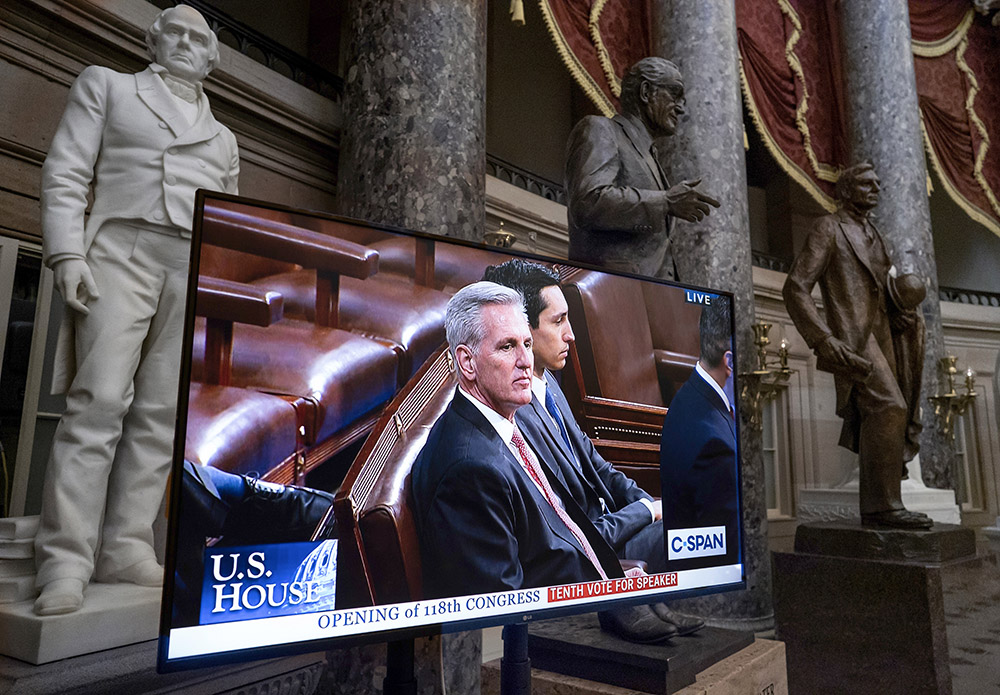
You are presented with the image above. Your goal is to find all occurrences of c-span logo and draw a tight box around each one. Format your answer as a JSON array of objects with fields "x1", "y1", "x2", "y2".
[{"x1": 667, "y1": 526, "x2": 727, "y2": 560}]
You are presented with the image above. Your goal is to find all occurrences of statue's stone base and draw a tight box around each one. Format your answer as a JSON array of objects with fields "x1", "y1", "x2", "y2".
[
  {"x1": 0, "y1": 638, "x2": 326, "y2": 695},
  {"x1": 0, "y1": 583, "x2": 161, "y2": 664},
  {"x1": 774, "y1": 521, "x2": 977, "y2": 695},
  {"x1": 798, "y1": 457, "x2": 962, "y2": 526},
  {"x1": 482, "y1": 638, "x2": 787, "y2": 695},
  {"x1": 798, "y1": 483, "x2": 961, "y2": 525},
  {"x1": 513, "y1": 613, "x2": 754, "y2": 694},
  {"x1": 982, "y1": 518, "x2": 1000, "y2": 559}
]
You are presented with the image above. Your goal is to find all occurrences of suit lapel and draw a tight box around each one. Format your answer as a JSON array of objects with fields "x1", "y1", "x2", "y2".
[
  {"x1": 172, "y1": 99, "x2": 223, "y2": 146},
  {"x1": 691, "y1": 372, "x2": 735, "y2": 438},
  {"x1": 613, "y1": 114, "x2": 666, "y2": 189},
  {"x1": 528, "y1": 396, "x2": 571, "y2": 462},
  {"x1": 135, "y1": 68, "x2": 187, "y2": 138},
  {"x1": 837, "y1": 212, "x2": 879, "y2": 286},
  {"x1": 135, "y1": 68, "x2": 223, "y2": 145},
  {"x1": 452, "y1": 393, "x2": 589, "y2": 552}
]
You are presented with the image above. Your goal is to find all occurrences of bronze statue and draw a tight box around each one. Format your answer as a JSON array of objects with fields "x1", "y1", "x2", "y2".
[
  {"x1": 783, "y1": 161, "x2": 932, "y2": 529},
  {"x1": 565, "y1": 57, "x2": 720, "y2": 278}
]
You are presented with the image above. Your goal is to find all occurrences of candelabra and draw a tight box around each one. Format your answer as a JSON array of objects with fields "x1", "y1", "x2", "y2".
[
  {"x1": 928, "y1": 355, "x2": 977, "y2": 440},
  {"x1": 739, "y1": 320, "x2": 793, "y2": 428}
]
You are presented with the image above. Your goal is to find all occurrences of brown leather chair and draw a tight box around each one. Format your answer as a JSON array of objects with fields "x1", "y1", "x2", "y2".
[
  {"x1": 189, "y1": 210, "x2": 401, "y2": 482},
  {"x1": 184, "y1": 277, "x2": 304, "y2": 480},
  {"x1": 642, "y1": 282, "x2": 700, "y2": 405},
  {"x1": 369, "y1": 235, "x2": 514, "y2": 294},
  {"x1": 201, "y1": 200, "x2": 452, "y2": 386},
  {"x1": 558, "y1": 268, "x2": 667, "y2": 441},
  {"x1": 333, "y1": 346, "x2": 457, "y2": 608}
]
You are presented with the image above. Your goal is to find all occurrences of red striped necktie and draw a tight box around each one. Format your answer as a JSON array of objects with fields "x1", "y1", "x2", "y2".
[{"x1": 510, "y1": 426, "x2": 608, "y2": 580}]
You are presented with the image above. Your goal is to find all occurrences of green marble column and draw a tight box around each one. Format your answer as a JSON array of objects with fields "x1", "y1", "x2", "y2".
[
  {"x1": 338, "y1": 0, "x2": 487, "y2": 241},
  {"x1": 651, "y1": 0, "x2": 773, "y2": 631},
  {"x1": 330, "y1": 0, "x2": 487, "y2": 691},
  {"x1": 838, "y1": 0, "x2": 954, "y2": 489}
]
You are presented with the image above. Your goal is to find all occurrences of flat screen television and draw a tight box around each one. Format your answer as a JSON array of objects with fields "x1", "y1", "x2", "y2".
[{"x1": 157, "y1": 191, "x2": 745, "y2": 670}]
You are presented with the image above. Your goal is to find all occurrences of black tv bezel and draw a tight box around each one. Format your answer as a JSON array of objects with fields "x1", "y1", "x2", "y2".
[{"x1": 157, "y1": 189, "x2": 747, "y2": 672}]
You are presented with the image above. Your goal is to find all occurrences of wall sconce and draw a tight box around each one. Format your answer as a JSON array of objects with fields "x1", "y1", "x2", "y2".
[
  {"x1": 928, "y1": 355, "x2": 977, "y2": 440},
  {"x1": 484, "y1": 220, "x2": 516, "y2": 248},
  {"x1": 738, "y1": 320, "x2": 793, "y2": 428}
]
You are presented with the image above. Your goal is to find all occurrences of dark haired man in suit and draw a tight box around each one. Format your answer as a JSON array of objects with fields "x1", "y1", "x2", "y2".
[
  {"x1": 660, "y1": 297, "x2": 741, "y2": 570},
  {"x1": 412, "y1": 281, "x2": 678, "y2": 643},
  {"x1": 485, "y1": 260, "x2": 703, "y2": 637}
]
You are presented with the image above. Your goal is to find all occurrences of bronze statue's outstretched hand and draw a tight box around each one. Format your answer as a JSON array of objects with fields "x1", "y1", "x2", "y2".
[
  {"x1": 53, "y1": 258, "x2": 99, "y2": 315},
  {"x1": 666, "y1": 178, "x2": 721, "y2": 222}
]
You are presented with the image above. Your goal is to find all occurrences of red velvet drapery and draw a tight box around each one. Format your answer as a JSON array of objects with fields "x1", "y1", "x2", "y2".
[
  {"x1": 911, "y1": 1, "x2": 1000, "y2": 235},
  {"x1": 538, "y1": 0, "x2": 651, "y2": 116},
  {"x1": 540, "y1": 0, "x2": 1000, "y2": 236}
]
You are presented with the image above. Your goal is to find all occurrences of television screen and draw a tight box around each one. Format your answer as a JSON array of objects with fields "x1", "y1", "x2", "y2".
[{"x1": 158, "y1": 192, "x2": 745, "y2": 670}]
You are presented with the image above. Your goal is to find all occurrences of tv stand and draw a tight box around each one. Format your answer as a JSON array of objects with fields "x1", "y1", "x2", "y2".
[{"x1": 382, "y1": 625, "x2": 532, "y2": 695}]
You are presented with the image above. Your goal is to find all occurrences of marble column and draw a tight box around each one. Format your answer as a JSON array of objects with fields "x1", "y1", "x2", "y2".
[
  {"x1": 838, "y1": 0, "x2": 954, "y2": 489},
  {"x1": 330, "y1": 0, "x2": 487, "y2": 691},
  {"x1": 338, "y1": 0, "x2": 487, "y2": 242},
  {"x1": 651, "y1": 0, "x2": 773, "y2": 631}
]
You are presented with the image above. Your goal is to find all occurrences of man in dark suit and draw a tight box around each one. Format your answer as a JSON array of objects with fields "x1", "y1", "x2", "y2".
[
  {"x1": 413, "y1": 282, "x2": 677, "y2": 642},
  {"x1": 660, "y1": 296, "x2": 741, "y2": 571},
  {"x1": 783, "y1": 162, "x2": 930, "y2": 529},
  {"x1": 566, "y1": 57, "x2": 719, "y2": 278},
  {"x1": 484, "y1": 260, "x2": 702, "y2": 636},
  {"x1": 412, "y1": 282, "x2": 623, "y2": 597}
]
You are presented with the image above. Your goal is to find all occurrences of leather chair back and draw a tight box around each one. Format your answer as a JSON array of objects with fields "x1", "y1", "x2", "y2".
[
  {"x1": 334, "y1": 347, "x2": 457, "y2": 608},
  {"x1": 561, "y1": 269, "x2": 664, "y2": 407}
]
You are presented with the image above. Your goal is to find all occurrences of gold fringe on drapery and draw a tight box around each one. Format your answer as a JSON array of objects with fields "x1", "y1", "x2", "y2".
[
  {"x1": 537, "y1": 0, "x2": 616, "y2": 116},
  {"x1": 913, "y1": 9, "x2": 1000, "y2": 237}
]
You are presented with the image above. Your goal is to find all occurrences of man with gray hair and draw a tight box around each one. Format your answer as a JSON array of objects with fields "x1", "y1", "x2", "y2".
[
  {"x1": 34, "y1": 4, "x2": 238, "y2": 614},
  {"x1": 566, "y1": 56, "x2": 719, "y2": 278},
  {"x1": 412, "y1": 282, "x2": 627, "y2": 598}
]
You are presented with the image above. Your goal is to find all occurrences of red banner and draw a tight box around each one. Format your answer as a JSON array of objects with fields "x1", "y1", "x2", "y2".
[
  {"x1": 538, "y1": 0, "x2": 651, "y2": 116},
  {"x1": 540, "y1": 0, "x2": 1000, "y2": 236},
  {"x1": 911, "y1": 1, "x2": 1000, "y2": 236}
]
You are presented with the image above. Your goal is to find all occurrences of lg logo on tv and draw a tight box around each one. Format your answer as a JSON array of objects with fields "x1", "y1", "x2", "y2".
[{"x1": 667, "y1": 526, "x2": 727, "y2": 560}]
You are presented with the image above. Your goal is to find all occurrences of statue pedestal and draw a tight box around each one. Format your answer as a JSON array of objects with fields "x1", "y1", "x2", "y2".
[
  {"x1": 0, "y1": 583, "x2": 161, "y2": 664},
  {"x1": 774, "y1": 521, "x2": 977, "y2": 695},
  {"x1": 0, "y1": 514, "x2": 163, "y2": 664},
  {"x1": 482, "y1": 637, "x2": 787, "y2": 695},
  {"x1": 797, "y1": 456, "x2": 961, "y2": 525},
  {"x1": 0, "y1": 638, "x2": 327, "y2": 694},
  {"x1": 516, "y1": 613, "x2": 754, "y2": 694}
]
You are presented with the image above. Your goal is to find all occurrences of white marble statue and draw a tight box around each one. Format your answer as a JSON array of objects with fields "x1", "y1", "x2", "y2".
[{"x1": 34, "y1": 4, "x2": 238, "y2": 615}]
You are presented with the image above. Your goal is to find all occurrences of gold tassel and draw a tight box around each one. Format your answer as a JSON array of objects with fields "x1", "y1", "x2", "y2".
[{"x1": 510, "y1": 0, "x2": 525, "y2": 25}]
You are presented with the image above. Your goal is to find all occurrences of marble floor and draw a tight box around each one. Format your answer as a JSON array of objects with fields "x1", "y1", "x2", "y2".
[{"x1": 943, "y1": 551, "x2": 1000, "y2": 695}]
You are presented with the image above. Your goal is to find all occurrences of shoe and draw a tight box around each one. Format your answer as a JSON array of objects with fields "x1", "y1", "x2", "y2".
[
  {"x1": 34, "y1": 578, "x2": 85, "y2": 616},
  {"x1": 223, "y1": 478, "x2": 336, "y2": 545},
  {"x1": 651, "y1": 603, "x2": 705, "y2": 636},
  {"x1": 598, "y1": 604, "x2": 678, "y2": 644},
  {"x1": 181, "y1": 459, "x2": 232, "y2": 536},
  {"x1": 113, "y1": 559, "x2": 164, "y2": 587},
  {"x1": 862, "y1": 510, "x2": 933, "y2": 530}
]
